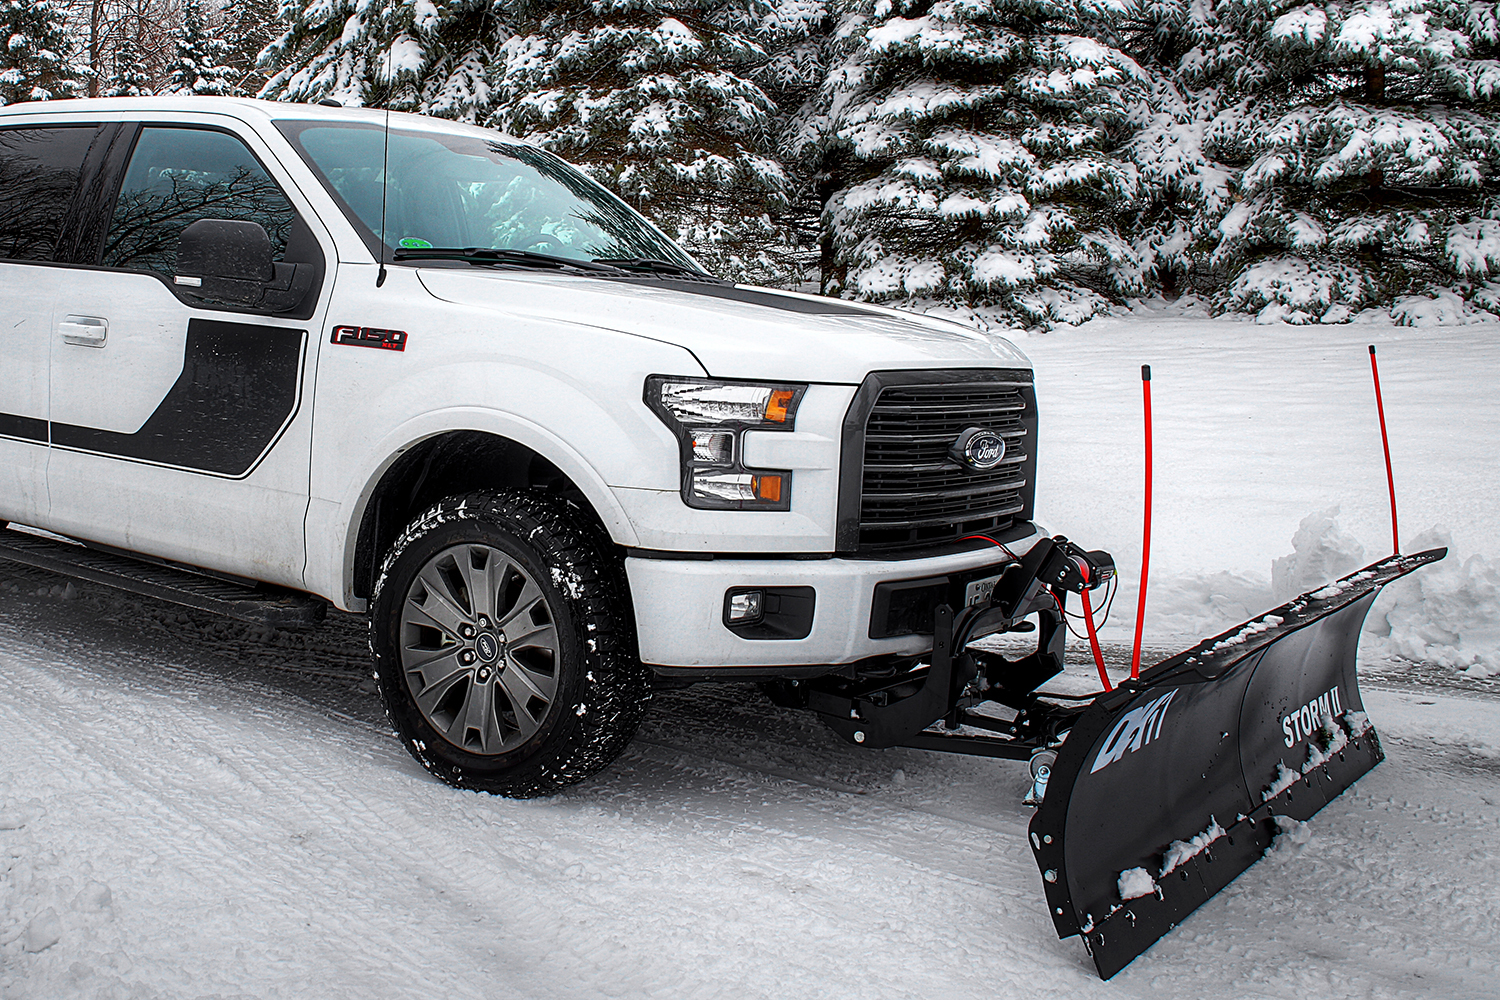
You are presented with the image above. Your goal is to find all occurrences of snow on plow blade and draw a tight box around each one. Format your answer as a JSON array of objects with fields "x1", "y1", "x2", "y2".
[{"x1": 1028, "y1": 548, "x2": 1445, "y2": 980}]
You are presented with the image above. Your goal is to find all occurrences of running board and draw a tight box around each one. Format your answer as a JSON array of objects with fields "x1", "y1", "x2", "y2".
[{"x1": 0, "y1": 527, "x2": 326, "y2": 628}]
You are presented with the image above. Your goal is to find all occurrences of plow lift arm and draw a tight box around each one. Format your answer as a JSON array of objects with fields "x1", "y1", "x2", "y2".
[{"x1": 799, "y1": 536, "x2": 1446, "y2": 980}]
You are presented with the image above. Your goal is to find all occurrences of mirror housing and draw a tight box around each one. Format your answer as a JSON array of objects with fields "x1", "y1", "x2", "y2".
[{"x1": 175, "y1": 219, "x2": 313, "y2": 313}]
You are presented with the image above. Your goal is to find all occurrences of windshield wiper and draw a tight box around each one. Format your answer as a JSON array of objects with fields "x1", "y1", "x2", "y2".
[
  {"x1": 391, "y1": 247, "x2": 629, "y2": 275},
  {"x1": 591, "y1": 257, "x2": 718, "y2": 279}
]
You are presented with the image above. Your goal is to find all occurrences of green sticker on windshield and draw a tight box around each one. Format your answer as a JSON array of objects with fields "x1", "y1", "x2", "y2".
[{"x1": 398, "y1": 237, "x2": 433, "y2": 249}]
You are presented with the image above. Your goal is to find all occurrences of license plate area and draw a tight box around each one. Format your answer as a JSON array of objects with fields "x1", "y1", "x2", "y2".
[
  {"x1": 869, "y1": 564, "x2": 1010, "y2": 640},
  {"x1": 964, "y1": 572, "x2": 1003, "y2": 608}
]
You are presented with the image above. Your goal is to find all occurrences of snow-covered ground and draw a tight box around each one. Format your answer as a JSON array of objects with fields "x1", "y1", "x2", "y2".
[{"x1": 3, "y1": 313, "x2": 1498, "y2": 999}]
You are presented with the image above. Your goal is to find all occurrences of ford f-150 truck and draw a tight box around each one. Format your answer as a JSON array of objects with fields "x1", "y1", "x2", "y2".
[{"x1": 2, "y1": 97, "x2": 1448, "y2": 980}]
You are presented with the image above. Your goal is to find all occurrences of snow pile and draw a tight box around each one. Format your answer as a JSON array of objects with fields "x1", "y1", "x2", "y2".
[
  {"x1": 1093, "y1": 501, "x2": 1500, "y2": 682},
  {"x1": 22, "y1": 908, "x2": 61, "y2": 954},
  {"x1": 1266, "y1": 513, "x2": 1500, "y2": 678},
  {"x1": 1304, "y1": 714, "x2": 1350, "y2": 770},
  {"x1": 1365, "y1": 528, "x2": 1500, "y2": 678},
  {"x1": 1271, "y1": 507, "x2": 1368, "y2": 603}
]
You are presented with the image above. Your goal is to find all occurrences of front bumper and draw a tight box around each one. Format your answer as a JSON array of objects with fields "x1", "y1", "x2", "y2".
[{"x1": 625, "y1": 522, "x2": 1048, "y2": 670}]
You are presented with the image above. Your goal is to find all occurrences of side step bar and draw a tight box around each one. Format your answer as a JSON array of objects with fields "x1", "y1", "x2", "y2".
[{"x1": 0, "y1": 526, "x2": 326, "y2": 628}]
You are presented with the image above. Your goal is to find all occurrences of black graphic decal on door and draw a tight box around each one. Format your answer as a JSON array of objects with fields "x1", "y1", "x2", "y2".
[
  {"x1": 0, "y1": 413, "x2": 47, "y2": 443},
  {"x1": 51, "y1": 318, "x2": 306, "y2": 477}
]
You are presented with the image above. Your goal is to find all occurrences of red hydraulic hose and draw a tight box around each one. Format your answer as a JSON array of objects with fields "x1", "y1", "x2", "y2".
[
  {"x1": 1078, "y1": 563, "x2": 1112, "y2": 692},
  {"x1": 1130, "y1": 365, "x2": 1153, "y2": 680},
  {"x1": 1368, "y1": 345, "x2": 1400, "y2": 556}
]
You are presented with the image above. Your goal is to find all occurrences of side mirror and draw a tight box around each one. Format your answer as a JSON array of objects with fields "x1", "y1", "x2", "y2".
[{"x1": 176, "y1": 219, "x2": 313, "y2": 313}]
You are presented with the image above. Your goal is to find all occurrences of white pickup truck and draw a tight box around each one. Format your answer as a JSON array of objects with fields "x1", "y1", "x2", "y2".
[{"x1": 0, "y1": 97, "x2": 1050, "y2": 796}]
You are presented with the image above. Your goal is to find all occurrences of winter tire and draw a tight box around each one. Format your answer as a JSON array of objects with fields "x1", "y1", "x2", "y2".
[{"x1": 371, "y1": 489, "x2": 649, "y2": 797}]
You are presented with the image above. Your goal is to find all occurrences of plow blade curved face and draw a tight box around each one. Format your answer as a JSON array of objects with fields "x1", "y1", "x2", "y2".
[{"x1": 1028, "y1": 548, "x2": 1445, "y2": 980}]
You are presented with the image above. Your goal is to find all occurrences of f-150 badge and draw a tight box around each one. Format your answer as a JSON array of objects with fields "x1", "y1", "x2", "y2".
[{"x1": 331, "y1": 325, "x2": 407, "y2": 351}]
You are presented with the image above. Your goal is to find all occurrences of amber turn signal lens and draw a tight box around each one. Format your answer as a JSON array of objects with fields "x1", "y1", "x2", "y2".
[
  {"x1": 755, "y1": 475, "x2": 783, "y2": 502},
  {"x1": 764, "y1": 389, "x2": 795, "y2": 423}
]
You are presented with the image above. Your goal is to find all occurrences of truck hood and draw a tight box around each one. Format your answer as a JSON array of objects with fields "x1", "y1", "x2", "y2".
[{"x1": 416, "y1": 269, "x2": 1030, "y2": 384}]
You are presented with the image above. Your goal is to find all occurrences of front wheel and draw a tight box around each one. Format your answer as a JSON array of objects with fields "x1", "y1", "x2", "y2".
[{"x1": 370, "y1": 490, "x2": 649, "y2": 797}]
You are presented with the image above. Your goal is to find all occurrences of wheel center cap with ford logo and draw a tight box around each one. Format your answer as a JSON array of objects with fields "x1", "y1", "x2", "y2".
[
  {"x1": 475, "y1": 631, "x2": 502, "y2": 663},
  {"x1": 949, "y1": 426, "x2": 1007, "y2": 471}
]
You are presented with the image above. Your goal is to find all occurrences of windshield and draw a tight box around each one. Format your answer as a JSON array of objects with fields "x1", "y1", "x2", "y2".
[{"x1": 277, "y1": 121, "x2": 704, "y2": 273}]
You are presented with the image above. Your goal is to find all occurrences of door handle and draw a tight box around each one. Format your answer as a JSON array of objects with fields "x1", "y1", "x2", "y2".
[{"x1": 60, "y1": 315, "x2": 108, "y2": 348}]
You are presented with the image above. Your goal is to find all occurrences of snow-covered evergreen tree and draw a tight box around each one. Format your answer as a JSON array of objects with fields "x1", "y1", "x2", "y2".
[
  {"x1": 0, "y1": 0, "x2": 85, "y2": 105},
  {"x1": 221, "y1": 0, "x2": 284, "y2": 96},
  {"x1": 1140, "y1": 0, "x2": 1500, "y2": 322},
  {"x1": 260, "y1": 0, "x2": 499, "y2": 122},
  {"x1": 166, "y1": 2, "x2": 240, "y2": 96},
  {"x1": 808, "y1": 0, "x2": 1148, "y2": 329},
  {"x1": 742, "y1": 0, "x2": 833, "y2": 279},
  {"x1": 490, "y1": 0, "x2": 795, "y2": 283},
  {"x1": 104, "y1": 33, "x2": 156, "y2": 98}
]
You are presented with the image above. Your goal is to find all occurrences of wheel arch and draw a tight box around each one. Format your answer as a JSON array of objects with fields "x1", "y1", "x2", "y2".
[{"x1": 340, "y1": 421, "x2": 639, "y2": 605}]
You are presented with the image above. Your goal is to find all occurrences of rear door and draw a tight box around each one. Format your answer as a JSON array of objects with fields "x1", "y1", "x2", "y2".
[
  {"x1": 0, "y1": 124, "x2": 100, "y2": 527},
  {"x1": 44, "y1": 118, "x2": 333, "y2": 587}
]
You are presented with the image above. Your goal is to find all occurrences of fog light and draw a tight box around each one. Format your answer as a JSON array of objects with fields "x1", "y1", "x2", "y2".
[{"x1": 725, "y1": 589, "x2": 764, "y2": 624}]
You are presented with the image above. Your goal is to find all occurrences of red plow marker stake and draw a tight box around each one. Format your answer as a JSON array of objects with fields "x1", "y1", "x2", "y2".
[
  {"x1": 1130, "y1": 364, "x2": 1153, "y2": 680},
  {"x1": 1368, "y1": 345, "x2": 1400, "y2": 556}
]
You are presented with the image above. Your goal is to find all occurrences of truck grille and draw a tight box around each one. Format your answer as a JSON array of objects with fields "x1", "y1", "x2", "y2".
[{"x1": 838, "y1": 370, "x2": 1037, "y2": 555}]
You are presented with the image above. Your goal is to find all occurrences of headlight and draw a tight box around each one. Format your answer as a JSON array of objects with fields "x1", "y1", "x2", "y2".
[{"x1": 645, "y1": 376, "x2": 806, "y2": 510}]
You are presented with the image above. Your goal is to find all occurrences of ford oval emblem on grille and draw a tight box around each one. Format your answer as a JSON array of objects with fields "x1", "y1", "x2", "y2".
[{"x1": 949, "y1": 426, "x2": 1007, "y2": 471}]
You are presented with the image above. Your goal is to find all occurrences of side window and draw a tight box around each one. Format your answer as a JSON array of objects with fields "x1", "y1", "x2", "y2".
[
  {"x1": 101, "y1": 127, "x2": 297, "y2": 277},
  {"x1": 0, "y1": 126, "x2": 98, "y2": 262}
]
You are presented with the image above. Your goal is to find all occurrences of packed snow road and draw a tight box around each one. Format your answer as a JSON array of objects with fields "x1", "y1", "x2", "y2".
[{"x1": 2, "y1": 572, "x2": 1497, "y2": 1000}]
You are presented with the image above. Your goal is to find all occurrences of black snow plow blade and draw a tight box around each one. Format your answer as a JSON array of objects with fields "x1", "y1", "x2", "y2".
[{"x1": 1029, "y1": 548, "x2": 1445, "y2": 979}]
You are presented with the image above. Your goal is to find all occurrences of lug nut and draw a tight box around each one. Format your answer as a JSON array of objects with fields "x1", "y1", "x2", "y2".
[
  {"x1": 477, "y1": 615, "x2": 491, "y2": 629},
  {"x1": 460, "y1": 650, "x2": 475, "y2": 664},
  {"x1": 461, "y1": 624, "x2": 476, "y2": 639}
]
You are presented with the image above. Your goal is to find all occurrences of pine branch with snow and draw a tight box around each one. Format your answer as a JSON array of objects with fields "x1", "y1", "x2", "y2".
[
  {"x1": 260, "y1": 0, "x2": 502, "y2": 123},
  {"x1": 221, "y1": 0, "x2": 284, "y2": 97},
  {"x1": 809, "y1": 0, "x2": 1149, "y2": 330},
  {"x1": 166, "y1": 1, "x2": 240, "y2": 96},
  {"x1": 490, "y1": 0, "x2": 798, "y2": 284},
  {"x1": 0, "y1": 0, "x2": 85, "y2": 106},
  {"x1": 103, "y1": 32, "x2": 155, "y2": 98},
  {"x1": 1141, "y1": 0, "x2": 1500, "y2": 323}
]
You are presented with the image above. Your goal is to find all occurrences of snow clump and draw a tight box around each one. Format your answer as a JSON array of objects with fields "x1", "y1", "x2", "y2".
[
  {"x1": 1266, "y1": 815, "x2": 1312, "y2": 863},
  {"x1": 1160, "y1": 817, "x2": 1227, "y2": 876},
  {"x1": 23, "y1": 907, "x2": 62, "y2": 953},
  {"x1": 1117, "y1": 867, "x2": 1158, "y2": 901}
]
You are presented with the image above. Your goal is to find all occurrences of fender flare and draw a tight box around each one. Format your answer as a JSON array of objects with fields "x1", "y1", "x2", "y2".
[{"x1": 322, "y1": 407, "x2": 643, "y2": 608}]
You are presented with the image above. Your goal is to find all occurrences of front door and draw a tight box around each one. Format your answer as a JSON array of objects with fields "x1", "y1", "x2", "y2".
[{"x1": 45, "y1": 122, "x2": 332, "y2": 587}]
